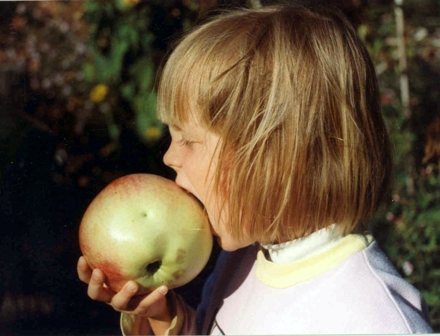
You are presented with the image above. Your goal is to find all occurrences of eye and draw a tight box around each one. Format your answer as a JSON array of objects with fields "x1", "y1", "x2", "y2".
[{"x1": 178, "y1": 139, "x2": 193, "y2": 147}]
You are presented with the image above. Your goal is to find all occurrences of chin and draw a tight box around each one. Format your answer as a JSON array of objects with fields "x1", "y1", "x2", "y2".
[{"x1": 216, "y1": 236, "x2": 251, "y2": 252}]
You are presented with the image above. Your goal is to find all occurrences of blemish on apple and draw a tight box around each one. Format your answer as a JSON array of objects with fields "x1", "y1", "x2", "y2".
[
  {"x1": 172, "y1": 270, "x2": 184, "y2": 279},
  {"x1": 175, "y1": 248, "x2": 187, "y2": 264}
]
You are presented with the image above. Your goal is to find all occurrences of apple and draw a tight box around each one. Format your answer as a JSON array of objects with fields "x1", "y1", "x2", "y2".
[{"x1": 79, "y1": 173, "x2": 213, "y2": 295}]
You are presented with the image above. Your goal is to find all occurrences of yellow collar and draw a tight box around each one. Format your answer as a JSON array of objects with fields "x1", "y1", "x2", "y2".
[{"x1": 256, "y1": 234, "x2": 373, "y2": 288}]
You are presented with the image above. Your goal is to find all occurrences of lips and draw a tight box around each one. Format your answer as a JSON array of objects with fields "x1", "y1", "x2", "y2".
[{"x1": 174, "y1": 179, "x2": 218, "y2": 237}]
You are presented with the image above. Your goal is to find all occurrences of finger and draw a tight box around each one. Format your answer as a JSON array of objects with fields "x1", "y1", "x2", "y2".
[
  {"x1": 111, "y1": 281, "x2": 140, "y2": 311},
  {"x1": 87, "y1": 268, "x2": 114, "y2": 303},
  {"x1": 131, "y1": 286, "x2": 169, "y2": 317},
  {"x1": 77, "y1": 256, "x2": 92, "y2": 284},
  {"x1": 139, "y1": 286, "x2": 168, "y2": 309}
]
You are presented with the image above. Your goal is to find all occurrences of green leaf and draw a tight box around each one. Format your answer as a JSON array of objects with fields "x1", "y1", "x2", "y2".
[
  {"x1": 110, "y1": 39, "x2": 130, "y2": 78},
  {"x1": 116, "y1": 22, "x2": 139, "y2": 46},
  {"x1": 84, "y1": 2, "x2": 99, "y2": 13},
  {"x1": 121, "y1": 83, "x2": 135, "y2": 100},
  {"x1": 83, "y1": 62, "x2": 96, "y2": 82},
  {"x1": 373, "y1": 39, "x2": 383, "y2": 56},
  {"x1": 134, "y1": 91, "x2": 160, "y2": 139},
  {"x1": 92, "y1": 51, "x2": 112, "y2": 82},
  {"x1": 108, "y1": 124, "x2": 120, "y2": 141},
  {"x1": 422, "y1": 291, "x2": 440, "y2": 305},
  {"x1": 130, "y1": 58, "x2": 154, "y2": 91},
  {"x1": 416, "y1": 208, "x2": 440, "y2": 226}
]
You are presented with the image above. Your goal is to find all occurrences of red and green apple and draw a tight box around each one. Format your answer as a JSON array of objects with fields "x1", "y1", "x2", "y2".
[{"x1": 79, "y1": 174, "x2": 213, "y2": 295}]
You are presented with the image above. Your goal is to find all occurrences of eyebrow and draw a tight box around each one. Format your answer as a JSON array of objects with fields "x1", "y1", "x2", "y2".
[{"x1": 168, "y1": 124, "x2": 182, "y2": 131}]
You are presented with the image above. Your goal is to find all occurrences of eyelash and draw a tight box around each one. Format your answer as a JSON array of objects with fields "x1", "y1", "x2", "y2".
[{"x1": 178, "y1": 139, "x2": 193, "y2": 147}]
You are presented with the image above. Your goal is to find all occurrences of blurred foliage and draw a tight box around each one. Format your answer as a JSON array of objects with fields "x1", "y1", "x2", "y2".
[
  {"x1": 0, "y1": 1, "x2": 188, "y2": 190},
  {"x1": 359, "y1": 0, "x2": 440, "y2": 330},
  {"x1": 0, "y1": 0, "x2": 439, "y2": 332},
  {"x1": 0, "y1": 0, "x2": 259, "y2": 190}
]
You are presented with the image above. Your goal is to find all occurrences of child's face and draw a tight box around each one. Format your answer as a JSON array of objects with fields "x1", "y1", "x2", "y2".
[{"x1": 163, "y1": 122, "x2": 253, "y2": 251}]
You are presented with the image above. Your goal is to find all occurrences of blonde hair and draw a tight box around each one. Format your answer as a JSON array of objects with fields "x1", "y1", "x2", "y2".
[{"x1": 157, "y1": 4, "x2": 392, "y2": 244}]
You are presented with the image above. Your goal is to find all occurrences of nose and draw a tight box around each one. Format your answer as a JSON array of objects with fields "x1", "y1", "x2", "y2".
[
  {"x1": 163, "y1": 144, "x2": 190, "y2": 192},
  {"x1": 163, "y1": 142, "x2": 181, "y2": 171}
]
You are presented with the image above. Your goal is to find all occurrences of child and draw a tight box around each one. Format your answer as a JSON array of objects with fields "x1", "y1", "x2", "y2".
[{"x1": 77, "y1": 4, "x2": 433, "y2": 335}]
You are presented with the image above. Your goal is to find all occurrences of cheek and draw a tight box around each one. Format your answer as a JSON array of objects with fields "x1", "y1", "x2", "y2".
[
  {"x1": 197, "y1": 188, "x2": 221, "y2": 227},
  {"x1": 187, "y1": 164, "x2": 214, "y2": 202},
  {"x1": 207, "y1": 197, "x2": 229, "y2": 236}
]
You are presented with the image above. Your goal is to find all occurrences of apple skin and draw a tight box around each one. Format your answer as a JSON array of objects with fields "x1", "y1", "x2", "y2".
[{"x1": 79, "y1": 174, "x2": 213, "y2": 295}]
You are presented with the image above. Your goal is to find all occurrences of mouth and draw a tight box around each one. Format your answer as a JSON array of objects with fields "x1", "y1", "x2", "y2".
[
  {"x1": 174, "y1": 185, "x2": 220, "y2": 238},
  {"x1": 174, "y1": 183, "x2": 218, "y2": 236},
  {"x1": 176, "y1": 185, "x2": 201, "y2": 203}
]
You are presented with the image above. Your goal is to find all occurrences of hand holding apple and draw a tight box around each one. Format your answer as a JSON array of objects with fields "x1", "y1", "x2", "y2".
[{"x1": 79, "y1": 174, "x2": 213, "y2": 296}]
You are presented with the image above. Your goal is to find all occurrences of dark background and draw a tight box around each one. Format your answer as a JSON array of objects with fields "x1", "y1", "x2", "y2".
[{"x1": 0, "y1": 0, "x2": 439, "y2": 334}]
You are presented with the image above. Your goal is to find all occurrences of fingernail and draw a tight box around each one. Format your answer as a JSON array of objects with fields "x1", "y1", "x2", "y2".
[
  {"x1": 92, "y1": 270, "x2": 101, "y2": 281},
  {"x1": 158, "y1": 286, "x2": 168, "y2": 295},
  {"x1": 126, "y1": 283, "x2": 137, "y2": 293}
]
